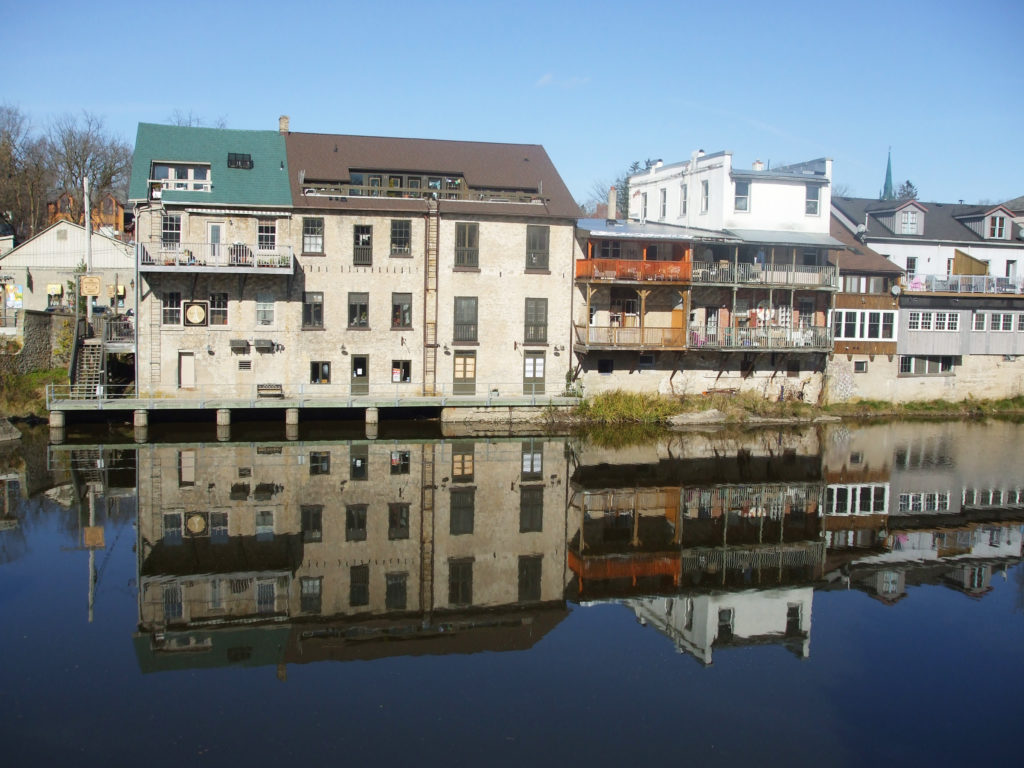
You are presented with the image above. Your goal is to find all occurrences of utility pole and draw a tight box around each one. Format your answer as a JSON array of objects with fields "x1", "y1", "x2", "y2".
[{"x1": 84, "y1": 177, "x2": 92, "y2": 324}]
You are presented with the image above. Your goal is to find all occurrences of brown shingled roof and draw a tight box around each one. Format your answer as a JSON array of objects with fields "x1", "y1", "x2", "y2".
[
  {"x1": 284, "y1": 132, "x2": 578, "y2": 219},
  {"x1": 829, "y1": 214, "x2": 904, "y2": 275}
]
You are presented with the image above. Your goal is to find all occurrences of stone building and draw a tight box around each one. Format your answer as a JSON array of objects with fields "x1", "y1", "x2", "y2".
[{"x1": 129, "y1": 119, "x2": 578, "y2": 402}]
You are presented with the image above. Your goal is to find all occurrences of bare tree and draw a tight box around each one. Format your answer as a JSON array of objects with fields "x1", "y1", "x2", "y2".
[
  {"x1": 0, "y1": 104, "x2": 51, "y2": 240},
  {"x1": 47, "y1": 112, "x2": 132, "y2": 225},
  {"x1": 831, "y1": 182, "x2": 852, "y2": 198},
  {"x1": 167, "y1": 109, "x2": 227, "y2": 129},
  {"x1": 581, "y1": 178, "x2": 615, "y2": 216}
]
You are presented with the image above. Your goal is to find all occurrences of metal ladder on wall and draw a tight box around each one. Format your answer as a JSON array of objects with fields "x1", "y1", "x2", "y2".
[
  {"x1": 423, "y1": 199, "x2": 439, "y2": 395},
  {"x1": 149, "y1": 293, "x2": 161, "y2": 386},
  {"x1": 419, "y1": 442, "x2": 435, "y2": 616}
]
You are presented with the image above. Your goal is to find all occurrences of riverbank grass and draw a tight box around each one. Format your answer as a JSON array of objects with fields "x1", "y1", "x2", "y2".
[
  {"x1": 0, "y1": 368, "x2": 67, "y2": 418},
  {"x1": 573, "y1": 389, "x2": 1024, "y2": 425}
]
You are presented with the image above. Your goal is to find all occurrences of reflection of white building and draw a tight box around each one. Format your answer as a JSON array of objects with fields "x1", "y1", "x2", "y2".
[
  {"x1": 857, "y1": 524, "x2": 1023, "y2": 566},
  {"x1": 628, "y1": 587, "x2": 813, "y2": 665}
]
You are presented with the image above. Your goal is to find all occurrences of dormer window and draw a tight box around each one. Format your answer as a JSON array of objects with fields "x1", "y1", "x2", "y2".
[
  {"x1": 989, "y1": 215, "x2": 1006, "y2": 239},
  {"x1": 901, "y1": 210, "x2": 918, "y2": 235},
  {"x1": 227, "y1": 153, "x2": 253, "y2": 169},
  {"x1": 151, "y1": 163, "x2": 211, "y2": 194}
]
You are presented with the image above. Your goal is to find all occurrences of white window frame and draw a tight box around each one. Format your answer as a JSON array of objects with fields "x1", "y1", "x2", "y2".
[
  {"x1": 162, "y1": 291, "x2": 182, "y2": 325},
  {"x1": 833, "y1": 309, "x2": 896, "y2": 340},
  {"x1": 680, "y1": 183, "x2": 687, "y2": 216},
  {"x1": 256, "y1": 292, "x2": 275, "y2": 327},
  {"x1": 805, "y1": 184, "x2": 820, "y2": 216},
  {"x1": 991, "y1": 312, "x2": 1013, "y2": 331},
  {"x1": 257, "y1": 219, "x2": 276, "y2": 251},
  {"x1": 989, "y1": 216, "x2": 1006, "y2": 239},
  {"x1": 152, "y1": 163, "x2": 211, "y2": 192},
  {"x1": 901, "y1": 210, "x2": 918, "y2": 235},
  {"x1": 734, "y1": 181, "x2": 749, "y2": 212},
  {"x1": 700, "y1": 181, "x2": 709, "y2": 213}
]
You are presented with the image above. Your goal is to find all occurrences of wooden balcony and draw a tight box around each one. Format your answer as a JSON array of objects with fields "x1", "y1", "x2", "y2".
[
  {"x1": 575, "y1": 259, "x2": 691, "y2": 282},
  {"x1": 575, "y1": 258, "x2": 836, "y2": 289},
  {"x1": 140, "y1": 241, "x2": 294, "y2": 274},
  {"x1": 574, "y1": 324, "x2": 688, "y2": 350},
  {"x1": 574, "y1": 323, "x2": 831, "y2": 351}
]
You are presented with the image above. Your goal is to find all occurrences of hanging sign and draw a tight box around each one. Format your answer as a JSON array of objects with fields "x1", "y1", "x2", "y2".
[{"x1": 79, "y1": 275, "x2": 101, "y2": 297}]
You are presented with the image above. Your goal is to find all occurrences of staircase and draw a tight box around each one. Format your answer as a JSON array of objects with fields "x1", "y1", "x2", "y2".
[
  {"x1": 72, "y1": 342, "x2": 103, "y2": 399},
  {"x1": 423, "y1": 199, "x2": 439, "y2": 395}
]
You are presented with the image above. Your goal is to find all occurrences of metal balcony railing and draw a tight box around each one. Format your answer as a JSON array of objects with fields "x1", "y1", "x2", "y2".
[
  {"x1": 140, "y1": 241, "x2": 293, "y2": 270},
  {"x1": 453, "y1": 322, "x2": 478, "y2": 342},
  {"x1": 46, "y1": 379, "x2": 583, "y2": 408},
  {"x1": 688, "y1": 324, "x2": 831, "y2": 350},
  {"x1": 455, "y1": 247, "x2": 479, "y2": 268},
  {"x1": 905, "y1": 274, "x2": 1024, "y2": 294},
  {"x1": 690, "y1": 261, "x2": 837, "y2": 288},
  {"x1": 573, "y1": 324, "x2": 830, "y2": 350},
  {"x1": 353, "y1": 245, "x2": 373, "y2": 266}
]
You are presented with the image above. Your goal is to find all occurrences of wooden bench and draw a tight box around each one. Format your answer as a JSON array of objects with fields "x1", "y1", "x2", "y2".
[
  {"x1": 257, "y1": 383, "x2": 284, "y2": 398},
  {"x1": 703, "y1": 388, "x2": 738, "y2": 397}
]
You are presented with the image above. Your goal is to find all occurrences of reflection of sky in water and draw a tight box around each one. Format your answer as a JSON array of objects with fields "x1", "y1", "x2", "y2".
[{"x1": 2, "y1": 421, "x2": 1023, "y2": 766}]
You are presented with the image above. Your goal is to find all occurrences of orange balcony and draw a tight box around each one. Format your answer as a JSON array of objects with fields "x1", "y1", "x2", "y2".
[{"x1": 575, "y1": 258, "x2": 692, "y2": 282}]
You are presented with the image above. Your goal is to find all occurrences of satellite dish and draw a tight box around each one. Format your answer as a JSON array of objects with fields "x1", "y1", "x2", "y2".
[{"x1": 891, "y1": 284, "x2": 902, "y2": 296}]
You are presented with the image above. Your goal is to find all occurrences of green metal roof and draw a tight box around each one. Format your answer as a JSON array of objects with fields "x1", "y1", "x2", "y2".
[{"x1": 129, "y1": 123, "x2": 292, "y2": 207}]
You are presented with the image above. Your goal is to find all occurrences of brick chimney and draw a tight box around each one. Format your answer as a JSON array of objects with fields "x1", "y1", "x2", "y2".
[
  {"x1": 279, "y1": 115, "x2": 290, "y2": 134},
  {"x1": 607, "y1": 186, "x2": 617, "y2": 223}
]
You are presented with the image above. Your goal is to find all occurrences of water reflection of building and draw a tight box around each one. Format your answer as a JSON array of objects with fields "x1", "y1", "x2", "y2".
[
  {"x1": 630, "y1": 588, "x2": 813, "y2": 665},
  {"x1": 820, "y1": 422, "x2": 1024, "y2": 603},
  {"x1": 568, "y1": 431, "x2": 824, "y2": 663},
  {"x1": 134, "y1": 438, "x2": 570, "y2": 673}
]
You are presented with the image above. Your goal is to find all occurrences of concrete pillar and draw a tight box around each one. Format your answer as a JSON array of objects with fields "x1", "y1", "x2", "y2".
[
  {"x1": 49, "y1": 410, "x2": 65, "y2": 428},
  {"x1": 365, "y1": 407, "x2": 379, "y2": 425},
  {"x1": 216, "y1": 408, "x2": 231, "y2": 426},
  {"x1": 49, "y1": 426, "x2": 65, "y2": 445},
  {"x1": 286, "y1": 423, "x2": 299, "y2": 441},
  {"x1": 216, "y1": 424, "x2": 231, "y2": 442},
  {"x1": 133, "y1": 425, "x2": 148, "y2": 444},
  {"x1": 365, "y1": 423, "x2": 378, "y2": 441},
  {"x1": 286, "y1": 408, "x2": 299, "y2": 426},
  {"x1": 133, "y1": 409, "x2": 148, "y2": 428}
]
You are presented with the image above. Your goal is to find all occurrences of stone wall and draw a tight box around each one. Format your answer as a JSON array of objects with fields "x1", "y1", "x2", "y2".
[
  {"x1": 0, "y1": 310, "x2": 73, "y2": 377},
  {"x1": 825, "y1": 353, "x2": 1024, "y2": 403}
]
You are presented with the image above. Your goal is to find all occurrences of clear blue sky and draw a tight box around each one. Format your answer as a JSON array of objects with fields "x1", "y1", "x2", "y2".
[{"x1": 4, "y1": 0, "x2": 1022, "y2": 205}]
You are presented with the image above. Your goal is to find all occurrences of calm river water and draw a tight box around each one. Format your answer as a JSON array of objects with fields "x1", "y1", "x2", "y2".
[{"x1": 1, "y1": 420, "x2": 1022, "y2": 766}]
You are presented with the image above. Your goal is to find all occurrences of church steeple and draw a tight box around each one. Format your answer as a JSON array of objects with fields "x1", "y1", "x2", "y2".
[{"x1": 880, "y1": 148, "x2": 895, "y2": 200}]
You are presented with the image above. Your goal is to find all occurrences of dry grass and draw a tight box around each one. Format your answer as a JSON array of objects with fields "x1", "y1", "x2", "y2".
[{"x1": 0, "y1": 368, "x2": 67, "y2": 418}]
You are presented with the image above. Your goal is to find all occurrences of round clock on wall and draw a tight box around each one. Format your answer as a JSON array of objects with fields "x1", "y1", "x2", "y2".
[{"x1": 184, "y1": 302, "x2": 208, "y2": 326}]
